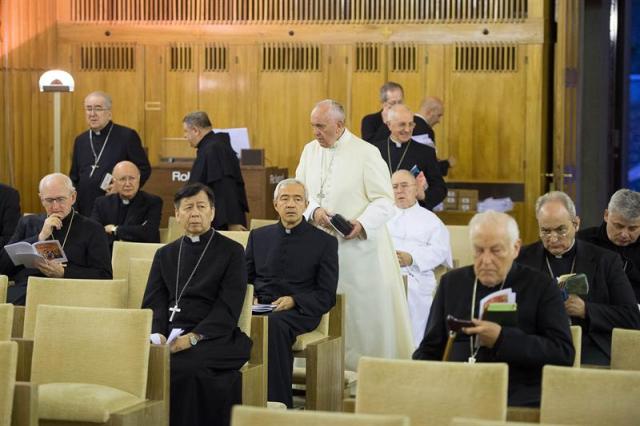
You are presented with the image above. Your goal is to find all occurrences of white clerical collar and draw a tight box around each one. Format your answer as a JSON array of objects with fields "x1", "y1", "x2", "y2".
[
  {"x1": 121, "y1": 198, "x2": 130, "y2": 205},
  {"x1": 389, "y1": 136, "x2": 408, "y2": 148},
  {"x1": 395, "y1": 201, "x2": 421, "y2": 213},
  {"x1": 549, "y1": 240, "x2": 576, "y2": 259}
]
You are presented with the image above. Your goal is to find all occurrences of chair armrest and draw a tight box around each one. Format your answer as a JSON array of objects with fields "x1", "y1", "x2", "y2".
[
  {"x1": 343, "y1": 397, "x2": 355, "y2": 413},
  {"x1": 328, "y1": 294, "x2": 345, "y2": 339},
  {"x1": 12, "y1": 381, "x2": 37, "y2": 426},
  {"x1": 506, "y1": 406, "x2": 540, "y2": 422},
  {"x1": 249, "y1": 316, "x2": 267, "y2": 366},
  {"x1": 12, "y1": 338, "x2": 33, "y2": 381},
  {"x1": 12, "y1": 306, "x2": 24, "y2": 338}
]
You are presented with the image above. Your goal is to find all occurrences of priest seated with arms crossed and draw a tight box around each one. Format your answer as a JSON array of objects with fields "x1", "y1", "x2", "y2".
[
  {"x1": 0, "y1": 173, "x2": 112, "y2": 305},
  {"x1": 516, "y1": 191, "x2": 640, "y2": 366},
  {"x1": 141, "y1": 183, "x2": 252, "y2": 426},
  {"x1": 91, "y1": 161, "x2": 162, "y2": 249},
  {"x1": 413, "y1": 211, "x2": 574, "y2": 407},
  {"x1": 245, "y1": 178, "x2": 338, "y2": 408}
]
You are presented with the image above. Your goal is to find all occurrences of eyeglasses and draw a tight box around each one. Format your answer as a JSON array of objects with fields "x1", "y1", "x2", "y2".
[
  {"x1": 115, "y1": 176, "x2": 138, "y2": 183},
  {"x1": 539, "y1": 223, "x2": 576, "y2": 239},
  {"x1": 84, "y1": 106, "x2": 110, "y2": 113},
  {"x1": 41, "y1": 196, "x2": 69, "y2": 206},
  {"x1": 392, "y1": 183, "x2": 416, "y2": 190},
  {"x1": 393, "y1": 122, "x2": 416, "y2": 129}
]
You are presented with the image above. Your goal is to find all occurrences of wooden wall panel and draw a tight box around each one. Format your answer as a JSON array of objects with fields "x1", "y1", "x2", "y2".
[
  {"x1": 387, "y1": 43, "x2": 426, "y2": 112},
  {"x1": 349, "y1": 43, "x2": 385, "y2": 136}
]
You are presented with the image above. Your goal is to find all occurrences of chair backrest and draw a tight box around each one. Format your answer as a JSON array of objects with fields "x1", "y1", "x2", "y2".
[
  {"x1": 356, "y1": 357, "x2": 508, "y2": 426},
  {"x1": 250, "y1": 219, "x2": 278, "y2": 230},
  {"x1": 611, "y1": 328, "x2": 640, "y2": 371},
  {"x1": 0, "y1": 304, "x2": 14, "y2": 341},
  {"x1": 540, "y1": 365, "x2": 640, "y2": 425},
  {"x1": 0, "y1": 275, "x2": 7, "y2": 302},
  {"x1": 232, "y1": 406, "x2": 409, "y2": 426},
  {"x1": 23, "y1": 277, "x2": 128, "y2": 339},
  {"x1": 0, "y1": 341, "x2": 17, "y2": 426},
  {"x1": 219, "y1": 231, "x2": 250, "y2": 248},
  {"x1": 112, "y1": 241, "x2": 164, "y2": 280},
  {"x1": 238, "y1": 285, "x2": 254, "y2": 336},
  {"x1": 451, "y1": 418, "x2": 561, "y2": 426},
  {"x1": 166, "y1": 216, "x2": 185, "y2": 242},
  {"x1": 446, "y1": 225, "x2": 473, "y2": 267},
  {"x1": 570, "y1": 325, "x2": 581, "y2": 367},
  {"x1": 31, "y1": 305, "x2": 152, "y2": 399},
  {"x1": 127, "y1": 257, "x2": 155, "y2": 308}
]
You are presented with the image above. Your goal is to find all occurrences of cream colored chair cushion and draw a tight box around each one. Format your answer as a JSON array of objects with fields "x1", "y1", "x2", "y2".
[
  {"x1": 451, "y1": 418, "x2": 567, "y2": 426},
  {"x1": 166, "y1": 216, "x2": 185, "y2": 242},
  {"x1": 0, "y1": 341, "x2": 17, "y2": 426},
  {"x1": 219, "y1": 231, "x2": 250, "y2": 248},
  {"x1": 112, "y1": 241, "x2": 164, "y2": 280},
  {"x1": 447, "y1": 225, "x2": 473, "y2": 267},
  {"x1": 0, "y1": 304, "x2": 13, "y2": 341},
  {"x1": 232, "y1": 405, "x2": 410, "y2": 426},
  {"x1": 0, "y1": 275, "x2": 7, "y2": 302},
  {"x1": 540, "y1": 365, "x2": 640, "y2": 425},
  {"x1": 611, "y1": 328, "x2": 640, "y2": 371},
  {"x1": 292, "y1": 312, "x2": 329, "y2": 351},
  {"x1": 356, "y1": 357, "x2": 508, "y2": 426},
  {"x1": 570, "y1": 325, "x2": 581, "y2": 367},
  {"x1": 239, "y1": 285, "x2": 254, "y2": 335},
  {"x1": 249, "y1": 219, "x2": 278, "y2": 230},
  {"x1": 23, "y1": 277, "x2": 128, "y2": 339},
  {"x1": 128, "y1": 257, "x2": 154, "y2": 308},
  {"x1": 31, "y1": 305, "x2": 152, "y2": 418}
]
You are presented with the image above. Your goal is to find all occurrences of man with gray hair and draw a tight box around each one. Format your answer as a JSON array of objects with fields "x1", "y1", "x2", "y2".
[
  {"x1": 414, "y1": 210, "x2": 574, "y2": 407},
  {"x1": 70, "y1": 91, "x2": 151, "y2": 216},
  {"x1": 361, "y1": 81, "x2": 405, "y2": 142},
  {"x1": 578, "y1": 189, "x2": 640, "y2": 303},
  {"x1": 517, "y1": 190, "x2": 640, "y2": 365},
  {"x1": 245, "y1": 178, "x2": 338, "y2": 406},
  {"x1": 184, "y1": 111, "x2": 249, "y2": 230},
  {"x1": 0, "y1": 173, "x2": 111, "y2": 304}
]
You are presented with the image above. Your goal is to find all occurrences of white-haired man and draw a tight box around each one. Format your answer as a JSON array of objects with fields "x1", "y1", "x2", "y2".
[
  {"x1": 414, "y1": 211, "x2": 574, "y2": 407},
  {"x1": 0, "y1": 173, "x2": 112, "y2": 304},
  {"x1": 517, "y1": 191, "x2": 640, "y2": 365},
  {"x1": 296, "y1": 99, "x2": 414, "y2": 370},
  {"x1": 577, "y1": 189, "x2": 640, "y2": 304},
  {"x1": 361, "y1": 81, "x2": 404, "y2": 143}
]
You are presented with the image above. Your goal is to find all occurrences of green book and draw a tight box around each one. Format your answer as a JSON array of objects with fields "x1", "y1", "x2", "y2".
[{"x1": 482, "y1": 302, "x2": 518, "y2": 327}]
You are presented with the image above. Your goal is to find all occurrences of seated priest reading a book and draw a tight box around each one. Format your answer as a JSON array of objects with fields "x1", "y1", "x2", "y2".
[
  {"x1": 245, "y1": 178, "x2": 338, "y2": 407},
  {"x1": 141, "y1": 183, "x2": 252, "y2": 426},
  {"x1": 516, "y1": 191, "x2": 640, "y2": 366},
  {"x1": 0, "y1": 173, "x2": 112, "y2": 304},
  {"x1": 91, "y1": 160, "x2": 163, "y2": 249},
  {"x1": 413, "y1": 210, "x2": 574, "y2": 407}
]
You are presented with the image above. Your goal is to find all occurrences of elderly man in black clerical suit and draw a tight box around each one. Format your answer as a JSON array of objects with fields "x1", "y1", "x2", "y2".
[
  {"x1": 0, "y1": 173, "x2": 111, "y2": 305},
  {"x1": 517, "y1": 191, "x2": 640, "y2": 366},
  {"x1": 577, "y1": 189, "x2": 640, "y2": 304},
  {"x1": 372, "y1": 104, "x2": 446, "y2": 210},
  {"x1": 183, "y1": 111, "x2": 249, "y2": 231},
  {"x1": 414, "y1": 211, "x2": 574, "y2": 407},
  {"x1": 91, "y1": 161, "x2": 162, "y2": 248},
  {"x1": 142, "y1": 183, "x2": 251, "y2": 426},
  {"x1": 246, "y1": 178, "x2": 338, "y2": 407},
  {"x1": 413, "y1": 96, "x2": 456, "y2": 176},
  {"x1": 0, "y1": 182, "x2": 20, "y2": 247},
  {"x1": 70, "y1": 91, "x2": 151, "y2": 216}
]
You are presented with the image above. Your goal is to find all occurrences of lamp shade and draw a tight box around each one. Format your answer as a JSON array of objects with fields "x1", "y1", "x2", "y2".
[{"x1": 39, "y1": 70, "x2": 75, "y2": 92}]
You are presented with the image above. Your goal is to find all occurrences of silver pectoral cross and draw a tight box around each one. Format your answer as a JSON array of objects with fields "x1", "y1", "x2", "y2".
[
  {"x1": 317, "y1": 190, "x2": 325, "y2": 201},
  {"x1": 169, "y1": 304, "x2": 181, "y2": 322},
  {"x1": 89, "y1": 164, "x2": 99, "y2": 177}
]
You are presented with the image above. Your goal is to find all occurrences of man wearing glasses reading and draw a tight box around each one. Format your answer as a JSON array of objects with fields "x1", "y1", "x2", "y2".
[
  {"x1": 70, "y1": 91, "x2": 151, "y2": 216},
  {"x1": 0, "y1": 173, "x2": 111, "y2": 304},
  {"x1": 516, "y1": 191, "x2": 640, "y2": 365}
]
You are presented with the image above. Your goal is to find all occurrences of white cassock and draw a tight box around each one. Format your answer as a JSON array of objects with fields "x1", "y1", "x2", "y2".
[
  {"x1": 296, "y1": 128, "x2": 414, "y2": 370},
  {"x1": 387, "y1": 202, "x2": 453, "y2": 347}
]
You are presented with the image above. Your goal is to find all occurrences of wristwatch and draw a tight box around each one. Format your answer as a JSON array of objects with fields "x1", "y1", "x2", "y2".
[{"x1": 189, "y1": 334, "x2": 200, "y2": 346}]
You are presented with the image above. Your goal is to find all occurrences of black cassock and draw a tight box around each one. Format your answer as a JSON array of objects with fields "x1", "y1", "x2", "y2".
[
  {"x1": 142, "y1": 230, "x2": 252, "y2": 426},
  {"x1": 69, "y1": 121, "x2": 151, "y2": 216},
  {"x1": 245, "y1": 220, "x2": 338, "y2": 407},
  {"x1": 0, "y1": 183, "x2": 21, "y2": 248},
  {"x1": 0, "y1": 211, "x2": 112, "y2": 305},
  {"x1": 372, "y1": 138, "x2": 447, "y2": 210},
  {"x1": 413, "y1": 263, "x2": 574, "y2": 407},
  {"x1": 189, "y1": 131, "x2": 249, "y2": 229},
  {"x1": 91, "y1": 190, "x2": 163, "y2": 249}
]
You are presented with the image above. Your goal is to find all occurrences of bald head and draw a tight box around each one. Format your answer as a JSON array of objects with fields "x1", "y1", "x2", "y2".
[
  {"x1": 112, "y1": 161, "x2": 141, "y2": 200},
  {"x1": 392, "y1": 169, "x2": 418, "y2": 209},
  {"x1": 39, "y1": 173, "x2": 76, "y2": 219},
  {"x1": 419, "y1": 97, "x2": 444, "y2": 126}
]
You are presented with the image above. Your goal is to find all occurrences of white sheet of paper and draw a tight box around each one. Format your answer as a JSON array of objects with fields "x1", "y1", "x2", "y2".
[
  {"x1": 213, "y1": 128, "x2": 250, "y2": 158},
  {"x1": 167, "y1": 328, "x2": 184, "y2": 345},
  {"x1": 100, "y1": 172, "x2": 113, "y2": 191}
]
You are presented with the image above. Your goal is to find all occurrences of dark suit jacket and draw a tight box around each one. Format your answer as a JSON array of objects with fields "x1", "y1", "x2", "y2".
[
  {"x1": 516, "y1": 240, "x2": 640, "y2": 360},
  {"x1": 361, "y1": 110, "x2": 389, "y2": 143},
  {"x1": 91, "y1": 190, "x2": 162, "y2": 245},
  {"x1": 0, "y1": 183, "x2": 20, "y2": 248}
]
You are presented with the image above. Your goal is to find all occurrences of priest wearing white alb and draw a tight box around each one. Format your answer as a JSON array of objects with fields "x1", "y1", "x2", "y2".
[
  {"x1": 387, "y1": 170, "x2": 453, "y2": 347},
  {"x1": 295, "y1": 99, "x2": 414, "y2": 370}
]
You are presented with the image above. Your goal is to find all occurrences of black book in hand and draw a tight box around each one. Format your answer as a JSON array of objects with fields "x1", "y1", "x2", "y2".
[{"x1": 330, "y1": 214, "x2": 354, "y2": 237}]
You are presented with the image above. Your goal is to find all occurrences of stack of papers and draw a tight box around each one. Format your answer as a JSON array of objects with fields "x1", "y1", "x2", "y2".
[
  {"x1": 252, "y1": 304, "x2": 277, "y2": 313},
  {"x1": 477, "y1": 197, "x2": 514, "y2": 213}
]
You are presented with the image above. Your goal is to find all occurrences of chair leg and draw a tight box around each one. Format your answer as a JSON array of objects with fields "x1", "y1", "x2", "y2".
[
  {"x1": 304, "y1": 337, "x2": 343, "y2": 411},
  {"x1": 12, "y1": 382, "x2": 37, "y2": 426}
]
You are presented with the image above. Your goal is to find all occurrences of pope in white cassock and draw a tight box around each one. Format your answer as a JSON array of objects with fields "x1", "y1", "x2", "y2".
[
  {"x1": 387, "y1": 170, "x2": 453, "y2": 347},
  {"x1": 295, "y1": 99, "x2": 414, "y2": 370}
]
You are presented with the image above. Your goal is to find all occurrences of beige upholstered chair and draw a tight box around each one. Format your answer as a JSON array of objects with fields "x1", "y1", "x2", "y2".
[
  {"x1": 540, "y1": 365, "x2": 640, "y2": 425},
  {"x1": 127, "y1": 257, "x2": 155, "y2": 308},
  {"x1": 219, "y1": 231, "x2": 250, "y2": 248},
  {"x1": 0, "y1": 341, "x2": 18, "y2": 426},
  {"x1": 111, "y1": 241, "x2": 164, "y2": 280},
  {"x1": 0, "y1": 275, "x2": 7, "y2": 302},
  {"x1": 291, "y1": 293, "x2": 345, "y2": 411},
  {"x1": 451, "y1": 418, "x2": 567, "y2": 426},
  {"x1": 232, "y1": 405, "x2": 410, "y2": 426},
  {"x1": 239, "y1": 285, "x2": 268, "y2": 407},
  {"x1": 25, "y1": 305, "x2": 163, "y2": 425},
  {"x1": 355, "y1": 357, "x2": 508, "y2": 426},
  {"x1": 249, "y1": 218, "x2": 278, "y2": 230},
  {"x1": 159, "y1": 227, "x2": 169, "y2": 244},
  {"x1": 20, "y1": 277, "x2": 128, "y2": 339},
  {"x1": 611, "y1": 328, "x2": 640, "y2": 370},
  {"x1": 166, "y1": 216, "x2": 185, "y2": 242},
  {"x1": 0, "y1": 304, "x2": 14, "y2": 341},
  {"x1": 570, "y1": 325, "x2": 581, "y2": 367},
  {"x1": 446, "y1": 225, "x2": 473, "y2": 267}
]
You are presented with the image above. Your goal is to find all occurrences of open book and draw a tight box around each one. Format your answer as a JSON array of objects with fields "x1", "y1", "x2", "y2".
[
  {"x1": 479, "y1": 288, "x2": 518, "y2": 327},
  {"x1": 557, "y1": 273, "x2": 589, "y2": 296},
  {"x1": 4, "y1": 240, "x2": 68, "y2": 268}
]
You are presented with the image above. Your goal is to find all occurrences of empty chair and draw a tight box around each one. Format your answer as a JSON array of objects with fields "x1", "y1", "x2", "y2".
[
  {"x1": 611, "y1": 328, "x2": 640, "y2": 370},
  {"x1": 0, "y1": 304, "x2": 13, "y2": 341},
  {"x1": 446, "y1": 225, "x2": 473, "y2": 267},
  {"x1": 111, "y1": 240, "x2": 164, "y2": 280},
  {"x1": 0, "y1": 275, "x2": 7, "y2": 302},
  {"x1": 0, "y1": 341, "x2": 18, "y2": 426},
  {"x1": 250, "y1": 218, "x2": 278, "y2": 230},
  {"x1": 219, "y1": 231, "x2": 250, "y2": 248},
  {"x1": 232, "y1": 405, "x2": 409, "y2": 426},
  {"x1": 356, "y1": 357, "x2": 508, "y2": 426},
  {"x1": 540, "y1": 365, "x2": 640, "y2": 425},
  {"x1": 127, "y1": 257, "x2": 154, "y2": 308}
]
